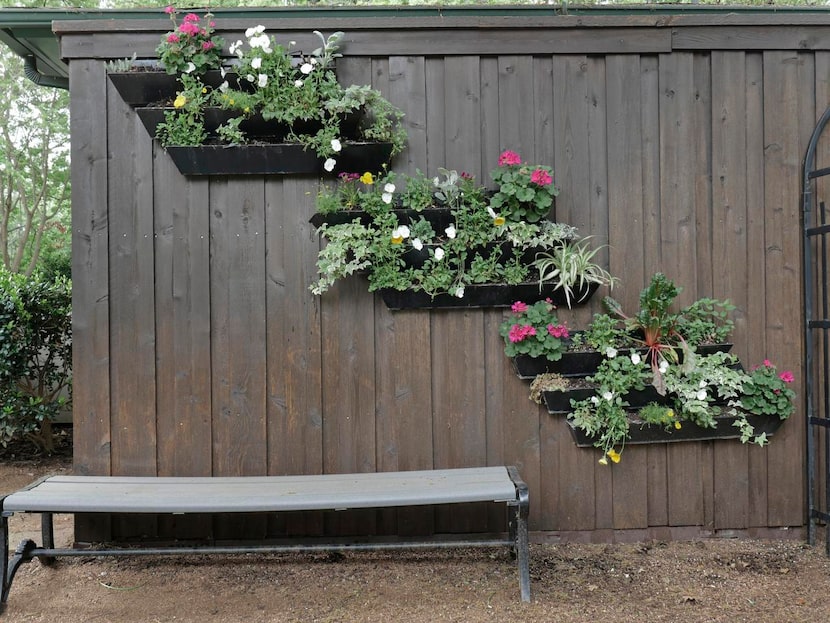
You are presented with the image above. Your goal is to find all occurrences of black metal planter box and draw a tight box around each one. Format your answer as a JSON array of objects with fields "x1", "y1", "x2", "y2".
[
  {"x1": 512, "y1": 342, "x2": 733, "y2": 380},
  {"x1": 543, "y1": 384, "x2": 666, "y2": 414},
  {"x1": 163, "y1": 142, "x2": 393, "y2": 177},
  {"x1": 566, "y1": 413, "x2": 785, "y2": 447},
  {"x1": 379, "y1": 281, "x2": 599, "y2": 311}
]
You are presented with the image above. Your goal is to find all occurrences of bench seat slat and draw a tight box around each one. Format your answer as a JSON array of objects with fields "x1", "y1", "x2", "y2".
[{"x1": 2, "y1": 467, "x2": 518, "y2": 514}]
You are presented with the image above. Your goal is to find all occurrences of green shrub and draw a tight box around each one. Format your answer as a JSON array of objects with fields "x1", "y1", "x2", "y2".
[{"x1": 0, "y1": 270, "x2": 71, "y2": 451}]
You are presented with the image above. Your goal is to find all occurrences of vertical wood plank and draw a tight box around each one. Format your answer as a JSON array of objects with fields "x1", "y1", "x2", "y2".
[
  {"x1": 711, "y1": 51, "x2": 750, "y2": 530},
  {"x1": 639, "y1": 54, "x2": 670, "y2": 528},
  {"x1": 493, "y1": 55, "x2": 541, "y2": 530},
  {"x1": 552, "y1": 55, "x2": 596, "y2": 531},
  {"x1": 71, "y1": 59, "x2": 112, "y2": 542},
  {"x1": 432, "y1": 56, "x2": 488, "y2": 533},
  {"x1": 154, "y1": 157, "x2": 213, "y2": 541},
  {"x1": 106, "y1": 81, "x2": 157, "y2": 540},
  {"x1": 659, "y1": 52, "x2": 705, "y2": 527},
  {"x1": 744, "y1": 52, "x2": 770, "y2": 527},
  {"x1": 377, "y1": 55, "x2": 434, "y2": 536},
  {"x1": 267, "y1": 177, "x2": 324, "y2": 537},
  {"x1": 763, "y1": 51, "x2": 810, "y2": 527},
  {"x1": 210, "y1": 178, "x2": 268, "y2": 540},
  {"x1": 606, "y1": 54, "x2": 649, "y2": 530}
]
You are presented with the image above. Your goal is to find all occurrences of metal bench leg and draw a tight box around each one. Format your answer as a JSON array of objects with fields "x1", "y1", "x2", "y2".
[
  {"x1": 506, "y1": 466, "x2": 531, "y2": 603},
  {"x1": 1, "y1": 513, "x2": 9, "y2": 609},
  {"x1": 2, "y1": 538, "x2": 37, "y2": 609},
  {"x1": 40, "y1": 513, "x2": 55, "y2": 566}
]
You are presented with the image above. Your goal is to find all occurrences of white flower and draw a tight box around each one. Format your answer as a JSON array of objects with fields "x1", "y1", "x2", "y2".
[
  {"x1": 251, "y1": 57, "x2": 262, "y2": 70},
  {"x1": 323, "y1": 158, "x2": 336, "y2": 172},
  {"x1": 229, "y1": 40, "x2": 243, "y2": 56},
  {"x1": 630, "y1": 352, "x2": 641, "y2": 365},
  {"x1": 294, "y1": 79, "x2": 304, "y2": 87},
  {"x1": 330, "y1": 139, "x2": 342, "y2": 153},
  {"x1": 605, "y1": 347, "x2": 618, "y2": 359},
  {"x1": 249, "y1": 34, "x2": 271, "y2": 51},
  {"x1": 696, "y1": 389, "x2": 707, "y2": 401},
  {"x1": 384, "y1": 183, "x2": 396, "y2": 193},
  {"x1": 699, "y1": 380, "x2": 707, "y2": 388},
  {"x1": 602, "y1": 391, "x2": 614, "y2": 401},
  {"x1": 245, "y1": 25, "x2": 265, "y2": 38},
  {"x1": 246, "y1": 73, "x2": 255, "y2": 83},
  {"x1": 219, "y1": 80, "x2": 229, "y2": 92},
  {"x1": 311, "y1": 57, "x2": 318, "y2": 65},
  {"x1": 454, "y1": 287, "x2": 465, "y2": 298},
  {"x1": 300, "y1": 63, "x2": 314, "y2": 75},
  {"x1": 382, "y1": 192, "x2": 393, "y2": 204},
  {"x1": 289, "y1": 40, "x2": 296, "y2": 46},
  {"x1": 411, "y1": 238, "x2": 423, "y2": 251},
  {"x1": 590, "y1": 396, "x2": 600, "y2": 405},
  {"x1": 659, "y1": 360, "x2": 669, "y2": 374},
  {"x1": 257, "y1": 74, "x2": 268, "y2": 88},
  {"x1": 184, "y1": 62, "x2": 196, "y2": 74},
  {"x1": 392, "y1": 225, "x2": 410, "y2": 240},
  {"x1": 434, "y1": 247, "x2": 445, "y2": 261},
  {"x1": 445, "y1": 225, "x2": 457, "y2": 239},
  {"x1": 220, "y1": 66, "x2": 228, "y2": 78}
]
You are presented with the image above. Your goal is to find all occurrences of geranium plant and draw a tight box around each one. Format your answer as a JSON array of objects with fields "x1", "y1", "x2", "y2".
[
  {"x1": 499, "y1": 300, "x2": 571, "y2": 361},
  {"x1": 489, "y1": 150, "x2": 559, "y2": 223},
  {"x1": 156, "y1": 7, "x2": 224, "y2": 76}
]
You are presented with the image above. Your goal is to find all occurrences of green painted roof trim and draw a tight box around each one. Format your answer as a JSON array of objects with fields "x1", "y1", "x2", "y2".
[{"x1": 5, "y1": 4, "x2": 830, "y2": 87}]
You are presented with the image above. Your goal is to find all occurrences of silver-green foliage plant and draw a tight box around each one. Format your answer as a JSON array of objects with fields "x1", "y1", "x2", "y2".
[{"x1": 533, "y1": 237, "x2": 617, "y2": 307}]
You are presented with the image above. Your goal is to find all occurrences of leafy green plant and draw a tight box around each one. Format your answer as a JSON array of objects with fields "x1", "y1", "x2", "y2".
[
  {"x1": 311, "y1": 164, "x2": 581, "y2": 299},
  {"x1": 581, "y1": 313, "x2": 628, "y2": 353},
  {"x1": 489, "y1": 150, "x2": 559, "y2": 222},
  {"x1": 0, "y1": 271, "x2": 71, "y2": 451},
  {"x1": 498, "y1": 299, "x2": 570, "y2": 361},
  {"x1": 155, "y1": 74, "x2": 210, "y2": 147},
  {"x1": 676, "y1": 298, "x2": 735, "y2": 347},
  {"x1": 533, "y1": 238, "x2": 616, "y2": 307}
]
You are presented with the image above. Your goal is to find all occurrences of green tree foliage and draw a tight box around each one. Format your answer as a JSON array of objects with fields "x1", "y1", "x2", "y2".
[
  {"x1": 0, "y1": 269, "x2": 71, "y2": 451},
  {"x1": 0, "y1": 46, "x2": 70, "y2": 278}
]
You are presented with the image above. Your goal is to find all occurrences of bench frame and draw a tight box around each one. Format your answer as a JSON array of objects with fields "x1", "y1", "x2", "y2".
[{"x1": 1, "y1": 466, "x2": 529, "y2": 611}]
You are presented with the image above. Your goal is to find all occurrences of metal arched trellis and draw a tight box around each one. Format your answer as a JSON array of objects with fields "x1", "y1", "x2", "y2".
[{"x1": 803, "y1": 104, "x2": 830, "y2": 553}]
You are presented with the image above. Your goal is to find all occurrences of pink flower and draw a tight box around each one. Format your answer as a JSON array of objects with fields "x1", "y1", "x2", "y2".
[
  {"x1": 202, "y1": 41, "x2": 215, "y2": 50},
  {"x1": 164, "y1": 5, "x2": 175, "y2": 14},
  {"x1": 508, "y1": 324, "x2": 536, "y2": 343},
  {"x1": 183, "y1": 13, "x2": 200, "y2": 23},
  {"x1": 498, "y1": 150, "x2": 522, "y2": 166},
  {"x1": 511, "y1": 301, "x2": 528, "y2": 314},
  {"x1": 548, "y1": 324, "x2": 569, "y2": 339},
  {"x1": 530, "y1": 168, "x2": 553, "y2": 186},
  {"x1": 461, "y1": 172, "x2": 473, "y2": 179},
  {"x1": 166, "y1": 33, "x2": 180, "y2": 43},
  {"x1": 209, "y1": 21, "x2": 216, "y2": 27},
  {"x1": 178, "y1": 22, "x2": 200, "y2": 36},
  {"x1": 763, "y1": 359, "x2": 773, "y2": 367},
  {"x1": 779, "y1": 371, "x2": 795, "y2": 383}
]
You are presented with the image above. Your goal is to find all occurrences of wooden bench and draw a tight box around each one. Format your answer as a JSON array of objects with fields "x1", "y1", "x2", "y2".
[{"x1": 1, "y1": 466, "x2": 530, "y2": 611}]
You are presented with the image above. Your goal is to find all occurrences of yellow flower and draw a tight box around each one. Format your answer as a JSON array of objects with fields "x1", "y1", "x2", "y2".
[
  {"x1": 494, "y1": 216, "x2": 506, "y2": 227},
  {"x1": 229, "y1": 99, "x2": 235, "y2": 106},
  {"x1": 173, "y1": 94, "x2": 187, "y2": 108},
  {"x1": 360, "y1": 172, "x2": 374, "y2": 185},
  {"x1": 607, "y1": 449, "x2": 621, "y2": 464},
  {"x1": 598, "y1": 456, "x2": 608, "y2": 466},
  {"x1": 243, "y1": 106, "x2": 250, "y2": 113},
  {"x1": 391, "y1": 235, "x2": 404, "y2": 245},
  {"x1": 674, "y1": 421, "x2": 682, "y2": 430},
  {"x1": 201, "y1": 87, "x2": 207, "y2": 94}
]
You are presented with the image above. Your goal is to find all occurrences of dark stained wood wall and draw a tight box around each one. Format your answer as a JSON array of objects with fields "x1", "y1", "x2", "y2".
[{"x1": 58, "y1": 11, "x2": 827, "y2": 541}]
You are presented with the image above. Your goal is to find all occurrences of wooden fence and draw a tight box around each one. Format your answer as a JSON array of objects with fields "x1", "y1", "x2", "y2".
[{"x1": 56, "y1": 9, "x2": 830, "y2": 541}]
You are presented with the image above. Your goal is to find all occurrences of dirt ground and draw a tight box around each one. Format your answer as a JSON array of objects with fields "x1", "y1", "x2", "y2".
[{"x1": 3, "y1": 431, "x2": 830, "y2": 622}]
